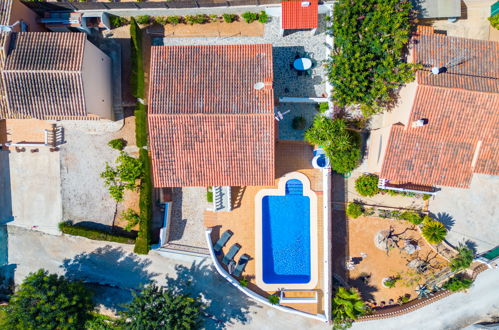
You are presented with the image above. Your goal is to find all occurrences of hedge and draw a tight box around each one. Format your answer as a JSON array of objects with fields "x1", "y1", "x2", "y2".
[
  {"x1": 134, "y1": 147, "x2": 152, "y2": 254},
  {"x1": 59, "y1": 222, "x2": 135, "y2": 244},
  {"x1": 130, "y1": 18, "x2": 144, "y2": 99}
]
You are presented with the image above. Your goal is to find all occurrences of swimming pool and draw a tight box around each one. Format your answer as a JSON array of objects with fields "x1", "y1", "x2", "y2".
[{"x1": 255, "y1": 172, "x2": 318, "y2": 290}]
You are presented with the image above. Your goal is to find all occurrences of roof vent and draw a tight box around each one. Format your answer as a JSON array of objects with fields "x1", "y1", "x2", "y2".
[
  {"x1": 431, "y1": 66, "x2": 447, "y2": 75},
  {"x1": 412, "y1": 118, "x2": 428, "y2": 128},
  {"x1": 301, "y1": 1, "x2": 311, "y2": 7},
  {"x1": 254, "y1": 82, "x2": 265, "y2": 90}
]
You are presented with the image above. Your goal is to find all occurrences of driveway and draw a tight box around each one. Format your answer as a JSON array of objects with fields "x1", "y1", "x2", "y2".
[
  {"x1": 1, "y1": 149, "x2": 62, "y2": 235},
  {"x1": 429, "y1": 174, "x2": 499, "y2": 253}
]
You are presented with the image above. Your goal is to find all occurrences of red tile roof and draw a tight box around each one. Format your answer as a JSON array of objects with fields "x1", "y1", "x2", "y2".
[
  {"x1": 148, "y1": 44, "x2": 276, "y2": 188},
  {"x1": 281, "y1": 0, "x2": 318, "y2": 30},
  {"x1": 2, "y1": 32, "x2": 89, "y2": 119},
  {"x1": 380, "y1": 86, "x2": 499, "y2": 188}
]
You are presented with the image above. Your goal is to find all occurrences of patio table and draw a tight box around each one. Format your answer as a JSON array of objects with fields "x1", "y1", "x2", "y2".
[{"x1": 293, "y1": 58, "x2": 312, "y2": 71}]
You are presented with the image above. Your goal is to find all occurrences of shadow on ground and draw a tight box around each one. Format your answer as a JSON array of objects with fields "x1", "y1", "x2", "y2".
[
  {"x1": 430, "y1": 212, "x2": 455, "y2": 230},
  {"x1": 164, "y1": 260, "x2": 259, "y2": 330}
]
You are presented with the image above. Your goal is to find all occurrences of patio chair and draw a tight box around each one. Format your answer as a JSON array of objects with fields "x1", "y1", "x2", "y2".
[
  {"x1": 222, "y1": 243, "x2": 241, "y2": 266},
  {"x1": 232, "y1": 254, "x2": 250, "y2": 277},
  {"x1": 213, "y1": 230, "x2": 233, "y2": 255}
]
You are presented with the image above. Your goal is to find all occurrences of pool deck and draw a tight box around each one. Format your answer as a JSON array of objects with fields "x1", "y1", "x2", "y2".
[{"x1": 204, "y1": 140, "x2": 326, "y2": 316}]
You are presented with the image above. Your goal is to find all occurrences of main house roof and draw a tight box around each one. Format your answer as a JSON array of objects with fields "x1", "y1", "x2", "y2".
[
  {"x1": 148, "y1": 44, "x2": 275, "y2": 188},
  {"x1": 281, "y1": 0, "x2": 318, "y2": 30},
  {"x1": 380, "y1": 28, "x2": 499, "y2": 188},
  {"x1": 1, "y1": 32, "x2": 88, "y2": 120}
]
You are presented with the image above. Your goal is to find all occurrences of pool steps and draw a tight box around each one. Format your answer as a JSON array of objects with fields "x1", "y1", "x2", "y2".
[{"x1": 285, "y1": 179, "x2": 304, "y2": 195}]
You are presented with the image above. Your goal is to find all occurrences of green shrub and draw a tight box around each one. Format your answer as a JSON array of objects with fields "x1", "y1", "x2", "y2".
[
  {"x1": 292, "y1": 116, "x2": 307, "y2": 130},
  {"x1": 383, "y1": 276, "x2": 399, "y2": 288},
  {"x1": 185, "y1": 14, "x2": 209, "y2": 25},
  {"x1": 328, "y1": 0, "x2": 416, "y2": 116},
  {"x1": 346, "y1": 202, "x2": 363, "y2": 219},
  {"x1": 207, "y1": 186, "x2": 213, "y2": 203},
  {"x1": 450, "y1": 244, "x2": 474, "y2": 272},
  {"x1": 109, "y1": 16, "x2": 128, "y2": 28},
  {"x1": 319, "y1": 102, "x2": 329, "y2": 113},
  {"x1": 422, "y1": 194, "x2": 431, "y2": 201},
  {"x1": 134, "y1": 147, "x2": 152, "y2": 255},
  {"x1": 443, "y1": 275, "x2": 473, "y2": 292},
  {"x1": 135, "y1": 108, "x2": 147, "y2": 147},
  {"x1": 121, "y1": 209, "x2": 140, "y2": 232},
  {"x1": 130, "y1": 18, "x2": 144, "y2": 99},
  {"x1": 239, "y1": 278, "x2": 249, "y2": 287},
  {"x1": 209, "y1": 14, "x2": 219, "y2": 22},
  {"x1": 101, "y1": 152, "x2": 143, "y2": 202},
  {"x1": 241, "y1": 12, "x2": 258, "y2": 23},
  {"x1": 59, "y1": 222, "x2": 136, "y2": 244},
  {"x1": 355, "y1": 174, "x2": 380, "y2": 197},
  {"x1": 489, "y1": 14, "x2": 499, "y2": 29},
  {"x1": 136, "y1": 15, "x2": 151, "y2": 25},
  {"x1": 305, "y1": 117, "x2": 361, "y2": 174},
  {"x1": 401, "y1": 211, "x2": 423, "y2": 225},
  {"x1": 154, "y1": 16, "x2": 168, "y2": 25},
  {"x1": 397, "y1": 294, "x2": 410, "y2": 305},
  {"x1": 422, "y1": 217, "x2": 447, "y2": 244},
  {"x1": 258, "y1": 11, "x2": 269, "y2": 23},
  {"x1": 223, "y1": 13, "x2": 238, "y2": 23},
  {"x1": 332, "y1": 287, "x2": 367, "y2": 328},
  {"x1": 108, "y1": 138, "x2": 127, "y2": 151},
  {"x1": 268, "y1": 294, "x2": 279, "y2": 305},
  {"x1": 166, "y1": 16, "x2": 182, "y2": 25}
]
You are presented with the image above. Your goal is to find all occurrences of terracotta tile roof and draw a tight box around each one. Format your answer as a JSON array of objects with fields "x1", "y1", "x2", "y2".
[
  {"x1": 1, "y1": 32, "x2": 87, "y2": 119},
  {"x1": 0, "y1": 0, "x2": 13, "y2": 117},
  {"x1": 148, "y1": 44, "x2": 275, "y2": 187},
  {"x1": 414, "y1": 33, "x2": 499, "y2": 93},
  {"x1": 281, "y1": 0, "x2": 318, "y2": 30},
  {"x1": 149, "y1": 114, "x2": 275, "y2": 187},
  {"x1": 380, "y1": 86, "x2": 499, "y2": 188}
]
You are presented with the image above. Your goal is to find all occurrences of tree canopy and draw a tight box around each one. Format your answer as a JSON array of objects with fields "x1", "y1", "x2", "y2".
[
  {"x1": 5, "y1": 269, "x2": 94, "y2": 330},
  {"x1": 305, "y1": 117, "x2": 360, "y2": 174},
  {"x1": 328, "y1": 0, "x2": 416, "y2": 115},
  {"x1": 119, "y1": 283, "x2": 204, "y2": 330},
  {"x1": 332, "y1": 287, "x2": 367, "y2": 329}
]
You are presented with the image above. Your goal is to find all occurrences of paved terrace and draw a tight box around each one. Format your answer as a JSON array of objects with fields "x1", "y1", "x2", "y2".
[{"x1": 204, "y1": 141, "x2": 325, "y2": 316}]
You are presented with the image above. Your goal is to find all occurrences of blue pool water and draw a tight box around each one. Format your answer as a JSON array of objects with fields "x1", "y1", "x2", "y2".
[{"x1": 262, "y1": 179, "x2": 311, "y2": 284}]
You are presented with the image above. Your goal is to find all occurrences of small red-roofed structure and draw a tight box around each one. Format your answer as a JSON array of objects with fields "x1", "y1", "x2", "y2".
[{"x1": 281, "y1": 0, "x2": 318, "y2": 35}]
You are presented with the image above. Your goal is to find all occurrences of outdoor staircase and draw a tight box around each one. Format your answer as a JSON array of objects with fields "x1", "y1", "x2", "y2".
[
  {"x1": 285, "y1": 179, "x2": 303, "y2": 195},
  {"x1": 213, "y1": 186, "x2": 231, "y2": 212}
]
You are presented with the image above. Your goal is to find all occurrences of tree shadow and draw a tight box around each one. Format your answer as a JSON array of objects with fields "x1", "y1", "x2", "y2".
[
  {"x1": 164, "y1": 260, "x2": 259, "y2": 330},
  {"x1": 61, "y1": 245, "x2": 158, "y2": 312},
  {"x1": 464, "y1": 240, "x2": 478, "y2": 254},
  {"x1": 430, "y1": 212, "x2": 455, "y2": 230},
  {"x1": 349, "y1": 275, "x2": 378, "y2": 302}
]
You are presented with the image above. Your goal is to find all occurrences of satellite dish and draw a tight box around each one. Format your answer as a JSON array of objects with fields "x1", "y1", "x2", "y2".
[{"x1": 254, "y1": 82, "x2": 265, "y2": 90}]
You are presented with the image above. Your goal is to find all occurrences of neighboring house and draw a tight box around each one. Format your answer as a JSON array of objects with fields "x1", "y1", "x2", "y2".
[
  {"x1": 281, "y1": 0, "x2": 318, "y2": 35},
  {"x1": 148, "y1": 44, "x2": 275, "y2": 190},
  {"x1": 1, "y1": 32, "x2": 113, "y2": 120},
  {"x1": 368, "y1": 26, "x2": 499, "y2": 191}
]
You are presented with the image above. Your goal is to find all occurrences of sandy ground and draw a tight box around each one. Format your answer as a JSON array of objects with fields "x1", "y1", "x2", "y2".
[
  {"x1": 160, "y1": 20, "x2": 264, "y2": 37},
  {"x1": 347, "y1": 216, "x2": 449, "y2": 304}
]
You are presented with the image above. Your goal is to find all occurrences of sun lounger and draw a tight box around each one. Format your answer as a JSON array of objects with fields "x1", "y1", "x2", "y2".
[
  {"x1": 232, "y1": 254, "x2": 250, "y2": 277},
  {"x1": 222, "y1": 243, "x2": 241, "y2": 266},
  {"x1": 213, "y1": 230, "x2": 233, "y2": 255}
]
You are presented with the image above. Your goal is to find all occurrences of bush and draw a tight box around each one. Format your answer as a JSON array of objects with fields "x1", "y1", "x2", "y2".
[
  {"x1": 450, "y1": 244, "x2": 474, "y2": 272},
  {"x1": 422, "y1": 194, "x2": 431, "y2": 201},
  {"x1": 136, "y1": 15, "x2": 151, "y2": 25},
  {"x1": 4, "y1": 270, "x2": 94, "y2": 329},
  {"x1": 154, "y1": 16, "x2": 168, "y2": 25},
  {"x1": 489, "y1": 14, "x2": 499, "y2": 29},
  {"x1": 242, "y1": 12, "x2": 258, "y2": 23},
  {"x1": 319, "y1": 102, "x2": 329, "y2": 113},
  {"x1": 185, "y1": 14, "x2": 209, "y2": 25},
  {"x1": 292, "y1": 116, "x2": 307, "y2": 130},
  {"x1": 422, "y1": 217, "x2": 447, "y2": 244},
  {"x1": 108, "y1": 138, "x2": 127, "y2": 151},
  {"x1": 383, "y1": 276, "x2": 399, "y2": 288},
  {"x1": 305, "y1": 117, "x2": 361, "y2": 174},
  {"x1": 59, "y1": 221, "x2": 136, "y2": 244},
  {"x1": 268, "y1": 294, "x2": 279, "y2": 305},
  {"x1": 223, "y1": 13, "x2": 238, "y2": 23},
  {"x1": 328, "y1": 0, "x2": 416, "y2": 116},
  {"x1": 166, "y1": 15, "x2": 181, "y2": 25},
  {"x1": 135, "y1": 108, "x2": 147, "y2": 147},
  {"x1": 355, "y1": 174, "x2": 379, "y2": 197},
  {"x1": 397, "y1": 294, "x2": 410, "y2": 305},
  {"x1": 258, "y1": 11, "x2": 269, "y2": 23},
  {"x1": 401, "y1": 211, "x2": 423, "y2": 225},
  {"x1": 332, "y1": 287, "x2": 367, "y2": 328},
  {"x1": 207, "y1": 186, "x2": 213, "y2": 203},
  {"x1": 134, "y1": 148, "x2": 152, "y2": 255},
  {"x1": 109, "y1": 15, "x2": 128, "y2": 28},
  {"x1": 239, "y1": 278, "x2": 249, "y2": 287},
  {"x1": 209, "y1": 14, "x2": 219, "y2": 22},
  {"x1": 443, "y1": 275, "x2": 473, "y2": 292},
  {"x1": 346, "y1": 202, "x2": 363, "y2": 219},
  {"x1": 130, "y1": 18, "x2": 144, "y2": 99},
  {"x1": 121, "y1": 209, "x2": 140, "y2": 232}
]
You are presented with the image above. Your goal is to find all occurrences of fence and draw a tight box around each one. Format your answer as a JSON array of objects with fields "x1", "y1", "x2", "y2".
[{"x1": 23, "y1": 0, "x2": 281, "y2": 13}]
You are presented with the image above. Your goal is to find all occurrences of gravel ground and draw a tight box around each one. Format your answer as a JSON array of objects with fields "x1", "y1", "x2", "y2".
[
  {"x1": 168, "y1": 187, "x2": 211, "y2": 248},
  {"x1": 153, "y1": 15, "x2": 328, "y2": 98},
  {"x1": 59, "y1": 117, "x2": 137, "y2": 228}
]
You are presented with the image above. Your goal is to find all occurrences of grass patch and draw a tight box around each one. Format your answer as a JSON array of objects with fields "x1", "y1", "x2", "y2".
[{"x1": 59, "y1": 222, "x2": 136, "y2": 244}]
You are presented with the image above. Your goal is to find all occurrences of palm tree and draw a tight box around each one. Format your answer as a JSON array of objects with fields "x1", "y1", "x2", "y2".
[
  {"x1": 450, "y1": 244, "x2": 474, "y2": 271},
  {"x1": 332, "y1": 287, "x2": 367, "y2": 328},
  {"x1": 422, "y1": 219, "x2": 447, "y2": 244}
]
